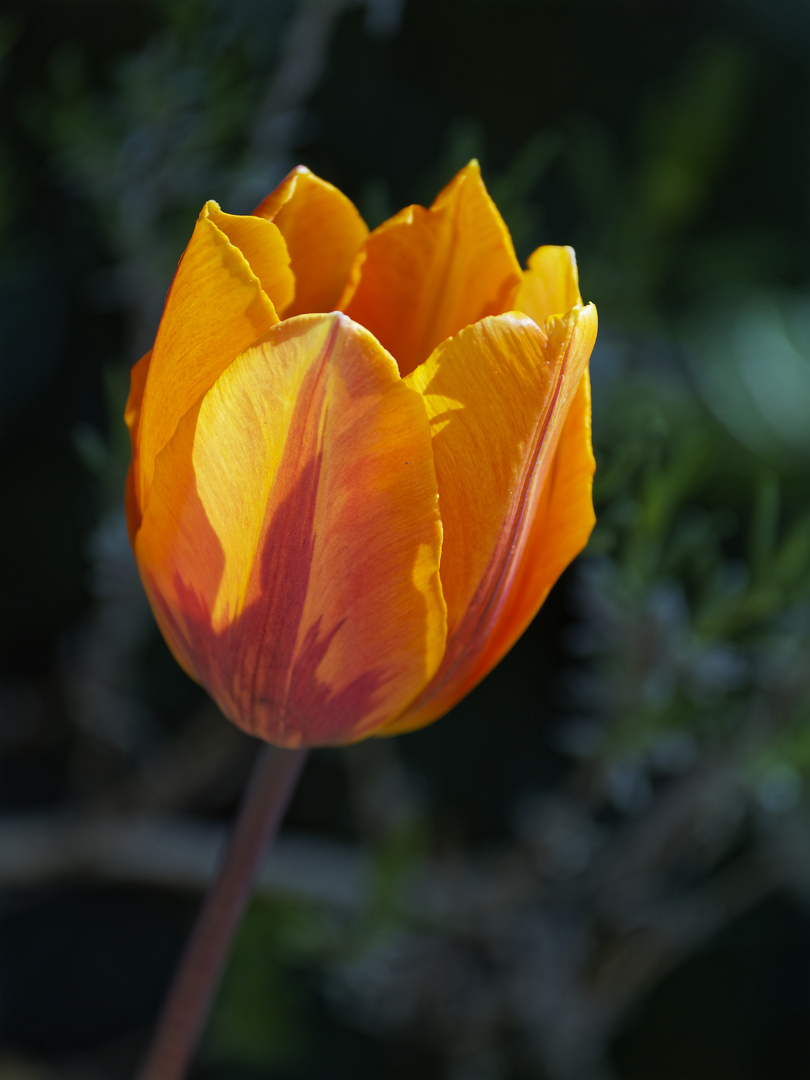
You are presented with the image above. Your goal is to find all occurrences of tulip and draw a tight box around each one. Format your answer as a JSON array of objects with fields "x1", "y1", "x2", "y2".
[{"x1": 125, "y1": 163, "x2": 597, "y2": 748}]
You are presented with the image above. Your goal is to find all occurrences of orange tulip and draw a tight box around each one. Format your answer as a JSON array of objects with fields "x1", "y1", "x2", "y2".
[{"x1": 125, "y1": 163, "x2": 597, "y2": 747}]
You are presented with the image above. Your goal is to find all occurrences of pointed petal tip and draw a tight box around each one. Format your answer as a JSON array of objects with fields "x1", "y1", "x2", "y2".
[
  {"x1": 517, "y1": 245, "x2": 586, "y2": 326},
  {"x1": 252, "y1": 167, "x2": 369, "y2": 316},
  {"x1": 343, "y1": 160, "x2": 521, "y2": 375},
  {"x1": 576, "y1": 300, "x2": 598, "y2": 331}
]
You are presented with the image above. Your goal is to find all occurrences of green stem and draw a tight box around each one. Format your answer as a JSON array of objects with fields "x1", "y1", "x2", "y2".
[{"x1": 137, "y1": 743, "x2": 309, "y2": 1080}]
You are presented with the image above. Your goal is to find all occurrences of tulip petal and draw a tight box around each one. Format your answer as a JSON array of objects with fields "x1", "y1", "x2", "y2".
[
  {"x1": 340, "y1": 162, "x2": 523, "y2": 377},
  {"x1": 124, "y1": 349, "x2": 151, "y2": 446},
  {"x1": 135, "y1": 313, "x2": 446, "y2": 747},
  {"x1": 254, "y1": 166, "x2": 369, "y2": 316},
  {"x1": 384, "y1": 303, "x2": 597, "y2": 733},
  {"x1": 206, "y1": 203, "x2": 295, "y2": 314},
  {"x1": 516, "y1": 245, "x2": 582, "y2": 324},
  {"x1": 134, "y1": 205, "x2": 283, "y2": 513},
  {"x1": 462, "y1": 368, "x2": 595, "y2": 691},
  {"x1": 124, "y1": 348, "x2": 151, "y2": 539}
]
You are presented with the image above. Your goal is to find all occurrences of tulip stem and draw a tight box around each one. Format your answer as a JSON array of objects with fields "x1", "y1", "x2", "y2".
[{"x1": 137, "y1": 743, "x2": 309, "y2": 1080}]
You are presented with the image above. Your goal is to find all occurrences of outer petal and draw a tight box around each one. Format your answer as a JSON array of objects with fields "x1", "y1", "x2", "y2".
[
  {"x1": 124, "y1": 349, "x2": 151, "y2": 446},
  {"x1": 254, "y1": 166, "x2": 369, "y2": 317},
  {"x1": 383, "y1": 304, "x2": 597, "y2": 734},
  {"x1": 340, "y1": 162, "x2": 523, "y2": 377},
  {"x1": 124, "y1": 348, "x2": 151, "y2": 540},
  {"x1": 516, "y1": 245, "x2": 582, "y2": 323},
  {"x1": 134, "y1": 313, "x2": 446, "y2": 748},
  {"x1": 461, "y1": 369, "x2": 595, "y2": 691},
  {"x1": 134, "y1": 203, "x2": 289, "y2": 514}
]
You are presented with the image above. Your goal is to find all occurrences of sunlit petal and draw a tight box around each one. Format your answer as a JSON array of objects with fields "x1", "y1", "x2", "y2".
[
  {"x1": 135, "y1": 313, "x2": 446, "y2": 747},
  {"x1": 516, "y1": 245, "x2": 582, "y2": 324},
  {"x1": 134, "y1": 205, "x2": 283, "y2": 513},
  {"x1": 384, "y1": 303, "x2": 597, "y2": 733},
  {"x1": 462, "y1": 368, "x2": 595, "y2": 690}
]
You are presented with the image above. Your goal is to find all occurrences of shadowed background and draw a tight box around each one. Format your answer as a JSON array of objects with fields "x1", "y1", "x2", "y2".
[{"x1": 2, "y1": 1, "x2": 810, "y2": 1078}]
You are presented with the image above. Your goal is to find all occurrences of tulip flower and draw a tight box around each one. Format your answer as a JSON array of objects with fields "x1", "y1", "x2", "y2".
[{"x1": 125, "y1": 162, "x2": 597, "y2": 748}]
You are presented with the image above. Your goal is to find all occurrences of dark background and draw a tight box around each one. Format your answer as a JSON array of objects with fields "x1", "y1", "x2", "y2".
[{"x1": 2, "y1": 1, "x2": 810, "y2": 1077}]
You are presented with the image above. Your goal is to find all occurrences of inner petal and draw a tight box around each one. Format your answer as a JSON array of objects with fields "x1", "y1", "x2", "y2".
[
  {"x1": 340, "y1": 162, "x2": 522, "y2": 377},
  {"x1": 253, "y1": 166, "x2": 369, "y2": 317}
]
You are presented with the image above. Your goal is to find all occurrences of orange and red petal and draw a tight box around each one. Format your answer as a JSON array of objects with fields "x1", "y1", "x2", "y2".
[
  {"x1": 384, "y1": 303, "x2": 597, "y2": 734},
  {"x1": 134, "y1": 313, "x2": 446, "y2": 747},
  {"x1": 340, "y1": 162, "x2": 523, "y2": 377},
  {"x1": 474, "y1": 368, "x2": 595, "y2": 677},
  {"x1": 254, "y1": 166, "x2": 369, "y2": 317}
]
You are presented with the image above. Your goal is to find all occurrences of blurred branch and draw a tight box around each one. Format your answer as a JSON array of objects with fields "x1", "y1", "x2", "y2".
[{"x1": 0, "y1": 814, "x2": 369, "y2": 913}]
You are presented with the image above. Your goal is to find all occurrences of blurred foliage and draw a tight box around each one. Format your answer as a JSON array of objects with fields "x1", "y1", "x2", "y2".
[
  {"x1": 687, "y1": 291, "x2": 810, "y2": 468},
  {"x1": 204, "y1": 901, "x2": 313, "y2": 1070},
  {"x1": 2, "y1": 1, "x2": 810, "y2": 1079},
  {"x1": 569, "y1": 37, "x2": 753, "y2": 323},
  {"x1": 585, "y1": 372, "x2": 810, "y2": 784}
]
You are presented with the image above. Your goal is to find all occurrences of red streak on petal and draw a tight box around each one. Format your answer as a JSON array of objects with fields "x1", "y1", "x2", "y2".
[{"x1": 147, "y1": 320, "x2": 388, "y2": 747}]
